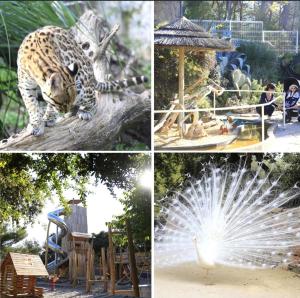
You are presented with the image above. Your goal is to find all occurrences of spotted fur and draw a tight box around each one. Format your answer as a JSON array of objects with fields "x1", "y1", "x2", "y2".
[{"x1": 17, "y1": 26, "x2": 148, "y2": 136}]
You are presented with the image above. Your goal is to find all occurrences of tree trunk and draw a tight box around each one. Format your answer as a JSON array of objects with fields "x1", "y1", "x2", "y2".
[
  {"x1": 239, "y1": 1, "x2": 243, "y2": 21},
  {"x1": 279, "y1": 3, "x2": 290, "y2": 30},
  {"x1": 0, "y1": 10, "x2": 150, "y2": 151},
  {"x1": 225, "y1": 1, "x2": 233, "y2": 20}
]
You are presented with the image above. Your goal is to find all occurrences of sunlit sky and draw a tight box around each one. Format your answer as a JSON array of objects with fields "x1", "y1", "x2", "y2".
[
  {"x1": 24, "y1": 182, "x2": 125, "y2": 245},
  {"x1": 14, "y1": 156, "x2": 152, "y2": 247}
]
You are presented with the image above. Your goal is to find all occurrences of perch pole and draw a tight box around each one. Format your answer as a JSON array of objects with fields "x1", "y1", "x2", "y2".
[{"x1": 178, "y1": 47, "x2": 185, "y2": 138}]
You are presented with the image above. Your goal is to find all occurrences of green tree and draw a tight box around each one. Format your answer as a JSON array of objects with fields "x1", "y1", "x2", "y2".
[
  {"x1": 109, "y1": 184, "x2": 151, "y2": 251},
  {"x1": 154, "y1": 153, "x2": 300, "y2": 215},
  {"x1": 12, "y1": 240, "x2": 42, "y2": 255},
  {"x1": 0, "y1": 224, "x2": 27, "y2": 258},
  {"x1": 0, "y1": 153, "x2": 150, "y2": 226}
]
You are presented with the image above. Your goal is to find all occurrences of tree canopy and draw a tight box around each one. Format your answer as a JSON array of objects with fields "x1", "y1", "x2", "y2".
[
  {"x1": 155, "y1": 153, "x2": 300, "y2": 214},
  {"x1": 0, "y1": 153, "x2": 150, "y2": 224}
]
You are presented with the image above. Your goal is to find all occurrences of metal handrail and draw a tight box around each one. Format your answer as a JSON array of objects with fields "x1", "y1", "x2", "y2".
[
  {"x1": 154, "y1": 89, "x2": 288, "y2": 147},
  {"x1": 154, "y1": 94, "x2": 283, "y2": 114}
]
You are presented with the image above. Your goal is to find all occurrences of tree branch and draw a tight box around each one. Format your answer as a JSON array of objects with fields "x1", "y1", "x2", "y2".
[{"x1": 0, "y1": 90, "x2": 150, "y2": 151}]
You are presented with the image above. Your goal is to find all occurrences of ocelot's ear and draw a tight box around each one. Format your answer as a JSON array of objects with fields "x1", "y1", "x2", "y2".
[
  {"x1": 48, "y1": 73, "x2": 63, "y2": 96},
  {"x1": 66, "y1": 62, "x2": 78, "y2": 77}
]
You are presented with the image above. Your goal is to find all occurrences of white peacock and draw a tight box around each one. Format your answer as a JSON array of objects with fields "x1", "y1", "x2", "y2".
[{"x1": 155, "y1": 164, "x2": 300, "y2": 270}]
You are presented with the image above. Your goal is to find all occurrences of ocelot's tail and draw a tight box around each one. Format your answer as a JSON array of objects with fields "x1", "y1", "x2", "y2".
[{"x1": 95, "y1": 76, "x2": 148, "y2": 92}]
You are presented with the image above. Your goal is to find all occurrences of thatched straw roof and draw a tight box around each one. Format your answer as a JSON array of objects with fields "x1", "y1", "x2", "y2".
[{"x1": 155, "y1": 17, "x2": 234, "y2": 51}]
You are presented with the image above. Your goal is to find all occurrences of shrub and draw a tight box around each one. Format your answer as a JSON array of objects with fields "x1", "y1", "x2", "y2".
[{"x1": 236, "y1": 41, "x2": 280, "y2": 83}]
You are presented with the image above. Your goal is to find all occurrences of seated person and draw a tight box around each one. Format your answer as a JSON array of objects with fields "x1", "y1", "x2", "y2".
[
  {"x1": 256, "y1": 83, "x2": 277, "y2": 118},
  {"x1": 285, "y1": 84, "x2": 300, "y2": 122}
]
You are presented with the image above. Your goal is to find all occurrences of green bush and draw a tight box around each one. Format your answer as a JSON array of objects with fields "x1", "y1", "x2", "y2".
[
  {"x1": 237, "y1": 41, "x2": 280, "y2": 84},
  {"x1": 154, "y1": 48, "x2": 216, "y2": 112}
]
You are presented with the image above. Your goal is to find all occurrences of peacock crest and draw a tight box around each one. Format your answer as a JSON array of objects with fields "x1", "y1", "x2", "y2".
[{"x1": 155, "y1": 163, "x2": 300, "y2": 269}]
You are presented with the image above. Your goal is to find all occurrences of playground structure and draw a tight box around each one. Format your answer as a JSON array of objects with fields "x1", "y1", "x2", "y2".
[
  {"x1": 45, "y1": 200, "x2": 93, "y2": 286},
  {"x1": 0, "y1": 252, "x2": 48, "y2": 297},
  {"x1": 86, "y1": 221, "x2": 151, "y2": 297},
  {"x1": 192, "y1": 19, "x2": 299, "y2": 55},
  {"x1": 44, "y1": 200, "x2": 150, "y2": 296}
]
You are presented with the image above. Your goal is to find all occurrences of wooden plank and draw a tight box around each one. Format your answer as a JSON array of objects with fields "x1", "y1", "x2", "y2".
[
  {"x1": 9, "y1": 253, "x2": 48, "y2": 276},
  {"x1": 115, "y1": 289, "x2": 135, "y2": 295}
]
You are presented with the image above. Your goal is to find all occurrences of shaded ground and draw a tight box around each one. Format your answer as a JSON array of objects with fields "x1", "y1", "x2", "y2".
[
  {"x1": 155, "y1": 263, "x2": 300, "y2": 298},
  {"x1": 223, "y1": 111, "x2": 300, "y2": 152},
  {"x1": 37, "y1": 279, "x2": 151, "y2": 298}
]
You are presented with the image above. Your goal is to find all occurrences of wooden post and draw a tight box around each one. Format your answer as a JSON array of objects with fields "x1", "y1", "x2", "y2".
[
  {"x1": 126, "y1": 219, "x2": 140, "y2": 297},
  {"x1": 108, "y1": 226, "x2": 116, "y2": 295},
  {"x1": 101, "y1": 247, "x2": 108, "y2": 292},
  {"x1": 178, "y1": 47, "x2": 185, "y2": 138},
  {"x1": 86, "y1": 247, "x2": 90, "y2": 293},
  {"x1": 45, "y1": 221, "x2": 50, "y2": 272}
]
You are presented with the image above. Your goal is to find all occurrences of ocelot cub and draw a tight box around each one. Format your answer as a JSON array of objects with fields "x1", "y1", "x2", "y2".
[{"x1": 17, "y1": 26, "x2": 148, "y2": 136}]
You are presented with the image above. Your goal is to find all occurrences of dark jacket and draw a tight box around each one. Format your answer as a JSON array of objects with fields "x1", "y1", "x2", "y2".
[{"x1": 259, "y1": 92, "x2": 277, "y2": 107}]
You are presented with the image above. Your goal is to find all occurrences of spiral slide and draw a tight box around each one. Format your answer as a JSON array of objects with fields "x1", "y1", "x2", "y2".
[{"x1": 47, "y1": 208, "x2": 69, "y2": 272}]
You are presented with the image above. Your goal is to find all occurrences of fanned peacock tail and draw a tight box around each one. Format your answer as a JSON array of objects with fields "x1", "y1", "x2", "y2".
[{"x1": 155, "y1": 163, "x2": 300, "y2": 269}]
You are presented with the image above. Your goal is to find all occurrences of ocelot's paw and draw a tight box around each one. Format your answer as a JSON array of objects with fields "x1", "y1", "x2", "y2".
[
  {"x1": 77, "y1": 110, "x2": 92, "y2": 121},
  {"x1": 27, "y1": 122, "x2": 45, "y2": 136},
  {"x1": 27, "y1": 124, "x2": 45, "y2": 136},
  {"x1": 44, "y1": 120, "x2": 56, "y2": 127}
]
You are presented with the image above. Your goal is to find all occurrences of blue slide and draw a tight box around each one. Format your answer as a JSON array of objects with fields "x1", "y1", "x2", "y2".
[{"x1": 47, "y1": 208, "x2": 69, "y2": 272}]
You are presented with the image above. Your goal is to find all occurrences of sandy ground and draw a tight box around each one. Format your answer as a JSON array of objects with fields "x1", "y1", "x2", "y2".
[
  {"x1": 37, "y1": 280, "x2": 151, "y2": 298},
  {"x1": 155, "y1": 263, "x2": 300, "y2": 298}
]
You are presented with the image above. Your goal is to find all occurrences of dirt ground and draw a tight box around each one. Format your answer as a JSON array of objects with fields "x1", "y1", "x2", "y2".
[{"x1": 155, "y1": 262, "x2": 300, "y2": 298}]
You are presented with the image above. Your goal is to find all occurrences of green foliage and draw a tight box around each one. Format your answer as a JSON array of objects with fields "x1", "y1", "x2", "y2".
[
  {"x1": 110, "y1": 185, "x2": 151, "y2": 249},
  {"x1": 0, "y1": 1, "x2": 77, "y2": 49},
  {"x1": 0, "y1": 153, "x2": 150, "y2": 225},
  {"x1": 0, "y1": 224, "x2": 27, "y2": 258},
  {"x1": 0, "y1": 225, "x2": 41, "y2": 258},
  {"x1": 237, "y1": 41, "x2": 280, "y2": 84},
  {"x1": 155, "y1": 153, "x2": 300, "y2": 215},
  {"x1": 11, "y1": 240, "x2": 42, "y2": 255},
  {"x1": 115, "y1": 142, "x2": 149, "y2": 151},
  {"x1": 184, "y1": 1, "x2": 226, "y2": 20},
  {"x1": 154, "y1": 48, "x2": 216, "y2": 112},
  {"x1": 0, "y1": 1, "x2": 79, "y2": 137}
]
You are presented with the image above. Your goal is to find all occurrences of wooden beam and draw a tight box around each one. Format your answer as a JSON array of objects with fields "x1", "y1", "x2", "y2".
[
  {"x1": 178, "y1": 47, "x2": 185, "y2": 138},
  {"x1": 115, "y1": 289, "x2": 135, "y2": 295},
  {"x1": 126, "y1": 219, "x2": 140, "y2": 297},
  {"x1": 101, "y1": 247, "x2": 108, "y2": 292}
]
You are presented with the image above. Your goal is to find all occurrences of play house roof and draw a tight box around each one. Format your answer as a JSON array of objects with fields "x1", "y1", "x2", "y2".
[
  {"x1": 1, "y1": 252, "x2": 48, "y2": 276},
  {"x1": 155, "y1": 17, "x2": 234, "y2": 51}
]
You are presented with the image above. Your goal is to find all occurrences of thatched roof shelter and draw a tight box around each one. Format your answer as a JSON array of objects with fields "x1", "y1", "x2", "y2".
[
  {"x1": 155, "y1": 17, "x2": 234, "y2": 137},
  {"x1": 155, "y1": 17, "x2": 234, "y2": 51}
]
